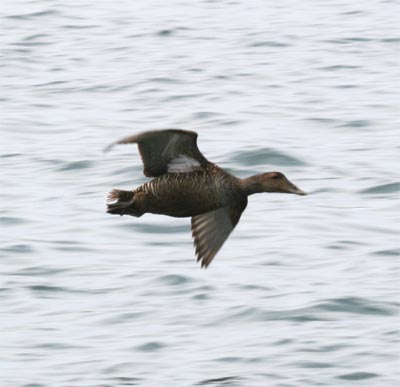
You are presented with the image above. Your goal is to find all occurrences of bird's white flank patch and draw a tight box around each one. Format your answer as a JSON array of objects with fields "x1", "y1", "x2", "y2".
[{"x1": 168, "y1": 155, "x2": 201, "y2": 173}]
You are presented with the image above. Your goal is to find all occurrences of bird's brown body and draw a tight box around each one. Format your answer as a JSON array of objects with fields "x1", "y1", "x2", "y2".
[
  {"x1": 139, "y1": 170, "x2": 244, "y2": 217},
  {"x1": 112, "y1": 165, "x2": 244, "y2": 218},
  {"x1": 106, "y1": 129, "x2": 306, "y2": 267}
]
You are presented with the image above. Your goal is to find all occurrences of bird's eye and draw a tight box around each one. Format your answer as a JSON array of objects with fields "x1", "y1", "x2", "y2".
[{"x1": 272, "y1": 174, "x2": 280, "y2": 179}]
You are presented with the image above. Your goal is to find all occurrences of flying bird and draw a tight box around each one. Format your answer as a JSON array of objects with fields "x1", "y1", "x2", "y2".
[{"x1": 106, "y1": 129, "x2": 306, "y2": 267}]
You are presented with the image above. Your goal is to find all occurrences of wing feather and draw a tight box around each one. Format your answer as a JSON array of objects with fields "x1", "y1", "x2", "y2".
[
  {"x1": 105, "y1": 129, "x2": 209, "y2": 177},
  {"x1": 191, "y1": 201, "x2": 247, "y2": 268}
]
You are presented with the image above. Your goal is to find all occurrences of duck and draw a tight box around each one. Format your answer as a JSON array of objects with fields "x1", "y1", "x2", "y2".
[{"x1": 106, "y1": 129, "x2": 306, "y2": 268}]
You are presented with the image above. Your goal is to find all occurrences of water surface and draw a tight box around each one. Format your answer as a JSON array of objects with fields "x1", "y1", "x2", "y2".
[{"x1": 1, "y1": 1, "x2": 399, "y2": 386}]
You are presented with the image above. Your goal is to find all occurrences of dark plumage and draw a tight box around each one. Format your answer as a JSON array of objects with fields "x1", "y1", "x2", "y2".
[{"x1": 106, "y1": 129, "x2": 306, "y2": 267}]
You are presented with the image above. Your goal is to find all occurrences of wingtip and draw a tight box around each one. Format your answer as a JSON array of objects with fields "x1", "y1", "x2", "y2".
[
  {"x1": 103, "y1": 134, "x2": 140, "y2": 153},
  {"x1": 200, "y1": 260, "x2": 209, "y2": 269},
  {"x1": 103, "y1": 142, "x2": 116, "y2": 153},
  {"x1": 195, "y1": 252, "x2": 209, "y2": 269},
  {"x1": 198, "y1": 253, "x2": 213, "y2": 269}
]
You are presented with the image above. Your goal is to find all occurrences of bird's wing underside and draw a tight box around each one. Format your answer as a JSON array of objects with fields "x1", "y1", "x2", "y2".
[
  {"x1": 105, "y1": 129, "x2": 210, "y2": 177},
  {"x1": 191, "y1": 201, "x2": 247, "y2": 268}
]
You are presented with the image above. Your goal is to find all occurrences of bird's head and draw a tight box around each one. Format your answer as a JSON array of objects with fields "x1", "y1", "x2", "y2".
[{"x1": 244, "y1": 172, "x2": 307, "y2": 195}]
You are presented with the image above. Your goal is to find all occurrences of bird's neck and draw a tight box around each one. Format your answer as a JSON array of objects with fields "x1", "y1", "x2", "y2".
[{"x1": 241, "y1": 174, "x2": 265, "y2": 195}]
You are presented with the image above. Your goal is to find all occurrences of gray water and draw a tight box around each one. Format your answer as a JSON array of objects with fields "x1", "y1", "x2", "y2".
[{"x1": 1, "y1": 1, "x2": 399, "y2": 386}]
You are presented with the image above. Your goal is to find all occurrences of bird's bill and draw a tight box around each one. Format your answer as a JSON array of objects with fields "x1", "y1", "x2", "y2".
[
  {"x1": 286, "y1": 180, "x2": 307, "y2": 195},
  {"x1": 291, "y1": 187, "x2": 307, "y2": 195}
]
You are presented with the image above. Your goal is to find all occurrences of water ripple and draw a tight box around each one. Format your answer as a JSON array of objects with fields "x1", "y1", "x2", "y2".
[
  {"x1": 101, "y1": 311, "x2": 147, "y2": 325},
  {"x1": 337, "y1": 372, "x2": 379, "y2": 381},
  {"x1": 230, "y1": 147, "x2": 306, "y2": 167},
  {"x1": 130, "y1": 223, "x2": 188, "y2": 234},
  {"x1": 27, "y1": 285, "x2": 108, "y2": 296},
  {"x1": 223, "y1": 297, "x2": 396, "y2": 324},
  {"x1": 316, "y1": 297, "x2": 396, "y2": 316},
  {"x1": 371, "y1": 248, "x2": 399, "y2": 257},
  {"x1": 197, "y1": 376, "x2": 241, "y2": 386},
  {"x1": 250, "y1": 41, "x2": 290, "y2": 48},
  {"x1": 58, "y1": 160, "x2": 94, "y2": 171},
  {"x1": 5, "y1": 10, "x2": 58, "y2": 20},
  {"x1": 338, "y1": 119, "x2": 371, "y2": 128},
  {"x1": 157, "y1": 274, "x2": 192, "y2": 286},
  {"x1": 0, "y1": 216, "x2": 30, "y2": 226},
  {"x1": 135, "y1": 341, "x2": 165, "y2": 352},
  {"x1": 14, "y1": 265, "x2": 69, "y2": 277},
  {"x1": 1, "y1": 244, "x2": 34, "y2": 254},
  {"x1": 360, "y1": 182, "x2": 400, "y2": 194}
]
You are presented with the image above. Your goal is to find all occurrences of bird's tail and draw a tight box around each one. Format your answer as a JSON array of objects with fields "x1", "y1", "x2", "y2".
[{"x1": 107, "y1": 189, "x2": 142, "y2": 217}]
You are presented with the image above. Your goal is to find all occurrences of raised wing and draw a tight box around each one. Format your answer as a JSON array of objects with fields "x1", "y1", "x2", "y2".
[
  {"x1": 191, "y1": 200, "x2": 247, "y2": 268},
  {"x1": 105, "y1": 129, "x2": 209, "y2": 177}
]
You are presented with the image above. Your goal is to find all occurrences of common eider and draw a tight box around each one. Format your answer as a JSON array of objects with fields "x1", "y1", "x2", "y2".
[{"x1": 106, "y1": 129, "x2": 306, "y2": 267}]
